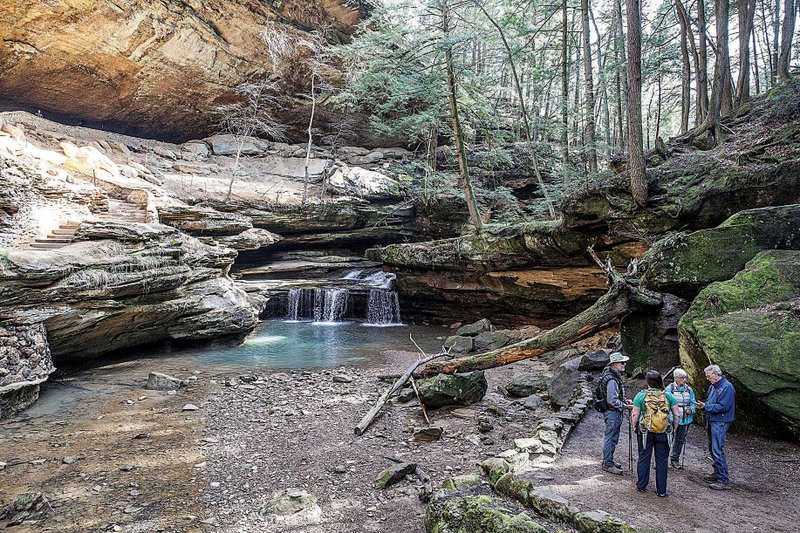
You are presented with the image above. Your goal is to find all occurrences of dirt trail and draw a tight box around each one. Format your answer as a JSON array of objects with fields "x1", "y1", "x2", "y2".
[{"x1": 532, "y1": 410, "x2": 800, "y2": 533}]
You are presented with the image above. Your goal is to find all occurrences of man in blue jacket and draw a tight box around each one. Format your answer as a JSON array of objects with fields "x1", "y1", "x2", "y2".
[{"x1": 696, "y1": 364, "x2": 735, "y2": 490}]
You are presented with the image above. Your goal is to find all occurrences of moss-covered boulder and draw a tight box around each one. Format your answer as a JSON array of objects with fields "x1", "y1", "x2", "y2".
[
  {"x1": 679, "y1": 250, "x2": 800, "y2": 436},
  {"x1": 505, "y1": 374, "x2": 550, "y2": 398},
  {"x1": 641, "y1": 204, "x2": 800, "y2": 298},
  {"x1": 417, "y1": 372, "x2": 488, "y2": 408},
  {"x1": 424, "y1": 494, "x2": 548, "y2": 533}
]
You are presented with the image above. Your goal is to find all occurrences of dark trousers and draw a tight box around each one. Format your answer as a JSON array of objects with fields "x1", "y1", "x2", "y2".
[
  {"x1": 670, "y1": 424, "x2": 690, "y2": 461},
  {"x1": 636, "y1": 431, "x2": 669, "y2": 495}
]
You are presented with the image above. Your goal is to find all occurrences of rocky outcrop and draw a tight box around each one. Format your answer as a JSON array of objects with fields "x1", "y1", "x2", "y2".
[
  {"x1": 0, "y1": 323, "x2": 53, "y2": 418},
  {"x1": 0, "y1": 0, "x2": 369, "y2": 142},
  {"x1": 324, "y1": 164, "x2": 406, "y2": 201},
  {"x1": 0, "y1": 221, "x2": 259, "y2": 360},
  {"x1": 641, "y1": 204, "x2": 800, "y2": 298},
  {"x1": 679, "y1": 251, "x2": 800, "y2": 437},
  {"x1": 417, "y1": 372, "x2": 488, "y2": 408}
]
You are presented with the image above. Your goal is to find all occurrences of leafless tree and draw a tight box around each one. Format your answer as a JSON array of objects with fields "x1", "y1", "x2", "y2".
[{"x1": 215, "y1": 80, "x2": 287, "y2": 201}]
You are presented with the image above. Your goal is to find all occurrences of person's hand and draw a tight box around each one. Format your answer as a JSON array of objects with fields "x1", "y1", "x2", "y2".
[{"x1": 696, "y1": 401, "x2": 705, "y2": 409}]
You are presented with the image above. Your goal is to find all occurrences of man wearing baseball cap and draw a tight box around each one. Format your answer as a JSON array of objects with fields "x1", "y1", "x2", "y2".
[{"x1": 597, "y1": 352, "x2": 632, "y2": 474}]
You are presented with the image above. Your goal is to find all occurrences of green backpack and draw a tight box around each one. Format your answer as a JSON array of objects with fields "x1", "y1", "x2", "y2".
[{"x1": 640, "y1": 389, "x2": 670, "y2": 434}]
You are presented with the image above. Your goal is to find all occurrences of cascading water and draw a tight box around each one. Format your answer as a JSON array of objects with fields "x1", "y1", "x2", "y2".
[
  {"x1": 365, "y1": 289, "x2": 402, "y2": 326},
  {"x1": 286, "y1": 288, "x2": 349, "y2": 322},
  {"x1": 314, "y1": 288, "x2": 349, "y2": 323},
  {"x1": 285, "y1": 270, "x2": 401, "y2": 325}
]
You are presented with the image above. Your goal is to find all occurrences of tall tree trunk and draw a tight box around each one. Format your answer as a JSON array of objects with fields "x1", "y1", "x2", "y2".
[
  {"x1": 614, "y1": 0, "x2": 627, "y2": 152},
  {"x1": 736, "y1": 0, "x2": 758, "y2": 105},
  {"x1": 442, "y1": 2, "x2": 482, "y2": 230},
  {"x1": 562, "y1": 0, "x2": 570, "y2": 185},
  {"x1": 582, "y1": 0, "x2": 598, "y2": 172},
  {"x1": 772, "y1": 0, "x2": 781, "y2": 84},
  {"x1": 592, "y1": 10, "x2": 612, "y2": 154},
  {"x1": 573, "y1": 44, "x2": 582, "y2": 152},
  {"x1": 655, "y1": 75, "x2": 663, "y2": 143},
  {"x1": 752, "y1": 21, "x2": 761, "y2": 94},
  {"x1": 676, "y1": 0, "x2": 692, "y2": 133},
  {"x1": 778, "y1": 0, "x2": 797, "y2": 80},
  {"x1": 626, "y1": 0, "x2": 647, "y2": 207},
  {"x1": 697, "y1": 0, "x2": 710, "y2": 122},
  {"x1": 302, "y1": 73, "x2": 316, "y2": 207},
  {"x1": 705, "y1": 0, "x2": 731, "y2": 147}
]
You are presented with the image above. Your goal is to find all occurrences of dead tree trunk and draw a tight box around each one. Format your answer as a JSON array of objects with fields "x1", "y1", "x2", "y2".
[
  {"x1": 355, "y1": 352, "x2": 448, "y2": 435},
  {"x1": 419, "y1": 252, "x2": 662, "y2": 376}
]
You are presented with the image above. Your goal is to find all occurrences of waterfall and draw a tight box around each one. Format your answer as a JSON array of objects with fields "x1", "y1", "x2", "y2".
[
  {"x1": 286, "y1": 288, "x2": 316, "y2": 321},
  {"x1": 313, "y1": 288, "x2": 349, "y2": 323},
  {"x1": 341, "y1": 269, "x2": 397, "y2": 290},
  {"x1": 365, "y1": 289, "x2": 402, "y2": 326},
  {"x1": 286, "y1": 288, "x2": 348, "y2": 322}
]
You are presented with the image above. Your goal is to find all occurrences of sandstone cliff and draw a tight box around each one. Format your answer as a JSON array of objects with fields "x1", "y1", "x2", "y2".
[{"x1": 0, "y1": 0, "x2": 368, "y2": 142}]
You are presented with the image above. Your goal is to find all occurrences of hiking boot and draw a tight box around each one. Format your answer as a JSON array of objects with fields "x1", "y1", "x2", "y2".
[
  {"x1": 657, "y1": 492, "x2": 669, "y2": 497},
  {"x1": 709, "y1": 482, "x2": 731, "y2": 491},
  {"x1": 703, "y1": 473, "x2": 718, "y2": 482},
  {"x1": 602, "y1": 464, "x2": 624, "y2": 475},
  {"x1": 670, "y1": 459, "x2": 681, "y2": 469}
]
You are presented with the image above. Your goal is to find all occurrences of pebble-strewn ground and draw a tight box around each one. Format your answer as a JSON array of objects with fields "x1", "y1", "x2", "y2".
[
  {"x1": 2, "y1": 347, "x2": 798, "y2": 532},
  {"x1": 203, "y1": 349, "x2": 548, "y2": 532}
]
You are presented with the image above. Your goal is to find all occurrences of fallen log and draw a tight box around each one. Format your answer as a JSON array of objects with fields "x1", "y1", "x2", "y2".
[
  {"x1": 418, "y1": 248, "x2": 663, "y2": 376},
  {"x1": 355, "y1": 351, "x2": 448, "y2": 436}
]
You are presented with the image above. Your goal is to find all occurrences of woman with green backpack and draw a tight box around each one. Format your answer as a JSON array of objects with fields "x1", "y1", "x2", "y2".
[{"x1": 630, "y1": 371, "x2": 681, "y2": 497}]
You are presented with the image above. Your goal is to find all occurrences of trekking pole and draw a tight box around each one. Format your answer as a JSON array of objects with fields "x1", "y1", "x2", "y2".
[
  {"x1": 628, "y1": 416, "x2": 633, "y2": 473},
  {"x1": 680, "y1": 424, "x2": 689, "y2": 469}
]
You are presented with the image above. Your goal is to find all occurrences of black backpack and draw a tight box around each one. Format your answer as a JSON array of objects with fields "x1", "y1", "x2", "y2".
[{"x1": 593, "y1": 372, "x2": 619, "y2": 412}]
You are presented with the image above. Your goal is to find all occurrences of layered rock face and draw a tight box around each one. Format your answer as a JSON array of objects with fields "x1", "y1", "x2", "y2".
[
  {"x1": 0, "y1": 0, "x2": 367, "y2": 141},
  {"x1": 0, "y1": 223, "x2": 260, "y2": 359}
]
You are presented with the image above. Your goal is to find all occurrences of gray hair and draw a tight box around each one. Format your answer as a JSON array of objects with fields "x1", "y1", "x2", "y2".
[
  {"x1": 704, "y1": 364, "x2": 723, "y2": 376},
  {"x1": 674, "y1": 368, "x2": 687, "y2": 379}
]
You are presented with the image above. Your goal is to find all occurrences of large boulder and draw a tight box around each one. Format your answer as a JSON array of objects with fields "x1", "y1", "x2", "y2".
[
  {"x1": 505, "y1": 374, "x2": 550, "y2": 398},
  {"x1": 417, "y1": 372, "x2": 488, "y2": 408},
  {"x1": 473, "y1": 331, "x2": 511, "y2": 352},
  {"x1": 424, "y1": 493, "x2": 547, "y2": 533},
  {"x1": 325, "y1": 165, "x2": 405, "y2": 201},
  {"x1": 578, "y1": 349, "x2": 612, "y2": 371},
  {"x1": 548, "y1": 358, "x2": 581, "y2": 408},
  {"x1": 455, "y1": 319, "x2": 492, "y2": 337},
  {"x1": 444, "y1": 336, "x2": 474, "y2": 354},
  {"x1": 679, "y1": 250, "x2": 800, "y2": 437},
  {"x1": 641, "y1": 204, "x2": 800, "y2": 298}
]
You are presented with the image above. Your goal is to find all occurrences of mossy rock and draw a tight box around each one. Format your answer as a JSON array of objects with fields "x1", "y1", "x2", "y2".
[
  {"x1": 505, "y1": 374, "x2": 550, "y2": 398},
  {"x1": 417, "y1": 372, "x2": 488, "y2": 408},
  {"x1": 679, "y1": 250, "x2": 800, "y2": 437},
  {"x1": 424, "y1": 494, "x2": 548, "y2": 533},
  {"x1": 641, "y1": 204, "x2": 800, "y2": 298}
]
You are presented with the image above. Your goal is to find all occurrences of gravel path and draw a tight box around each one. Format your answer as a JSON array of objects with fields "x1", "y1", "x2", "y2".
[{"x1": 531, "y1": 409, "x2": 800, "y2": 533}]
